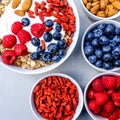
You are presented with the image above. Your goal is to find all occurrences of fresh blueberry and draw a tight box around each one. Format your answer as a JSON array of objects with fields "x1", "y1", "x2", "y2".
[
  {"x1": 95, "y1": 60, "x2": 102, "y2": 68},
  {"x1": 84, "y1": 42, "x2": 91, "y2": 46},
  {"x1": 91, "y1": 38, "x2": 99, "y2": 47},
  {"x1": 97, "y1": 23, "x2": 106, "y2": 30},
  {"x1": 37, "y1": 46, "x2": 44, "y2": 55},
  {"x1": 88, "y1": 55, "x2": 97, "y2": 64},
  {"x1": 102, "y1": 45, "x2": 111, "y2": 53},
  {"x1": 84, "y1": 45, "x2": 94, "y2": 56},
  {"x1": 113, "y1": 36, "x2": 120, "y2": 44},
  {"x1": 30, "y1": 52, "x2": 40, "y2": 60},
  {"x1": 110, "y1": 40, "x2": 117, "y2": 48},
  {"x1": 58, "y1": 49, "x2": 66, "y2": 58},
  {"x1": 57, "y1": 40, "x2": 66, "y2": 49},
  {"x1": 21, "y1": 17, "x2": 30, "y2": 26},
  {"x1": 53, "y1": 32, "x2": 62, "y2": 40},
  {"x1": 42, "y1": 52, "x2": 52, "y2": 62},
  {"x1": 45, "y1": 19, "x2": 54, "y2": 27},
  {"x1": 55, "y1": 23, "x2": 62, "y2": 32},
  {"x1": 104, "y1": 24, "x2": 115, "y2": 36},
  {"x1": 103, "y1": 62, "x2": 113, "y2": 70},
  {"x1": 93, "y1": 29, "x2": 103, "y2": 38},
  {"x1": 103, "y1": 53, "x2": 112, "y2": 62},
  {"x1": 43, "y1": 32, "x2": 52, "y2": 42},
  {"x1": 115, "y1": 27, "x2": 120, "y2": 35},
  {"x1": 112, "y1": 47, "x2": 120, "y2": 57},
  {"x1": 99, "y1": 36, "x2": 109, "y2": 45},
  {"x1": 31, "y1": 37, "x2": 40, "y2": 46},
  {"x1": 95, "y1": 49, "x2": 103, "y2": 58},
  {"x1": 47, "y1": 43, "x2": 59, "y2": 53},
  {"x1": 52, "y1": 55, "x2": 61, "y2": 62},
  {"x1": 113, "y1": 60, "x2": 120, "y2": 67},
  {"x1": 85, "y1": 32, "x2": 94, "y2": 41}
]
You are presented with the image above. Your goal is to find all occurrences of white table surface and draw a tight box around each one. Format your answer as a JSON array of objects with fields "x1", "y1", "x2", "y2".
[{"x1": 1, "y1": 1, "x2": 120, "y2": 120}]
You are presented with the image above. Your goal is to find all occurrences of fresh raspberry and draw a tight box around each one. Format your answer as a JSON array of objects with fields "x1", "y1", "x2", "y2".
[
  {"x1": 14, "y1": 44, "x2": 28, "y2": 56},
  {"x1": 31, "y1": 23, "x2": 46, "y2": 38},
  {"x1": 17, "y1": 30, "x2": 32, "y2": 44},
  {"x1": 11, "y1": 21, "x2": 23, "y2": 35},
  {"x1": 87, "y1": 88, "x2": 95, "y2": 99},
  {"x1": 2, "y1": 34, "x2": 17, "y2": 48},
  {"x1": 88, "y1": 100, "x2": 101, "y2": 114},
  {"x1": 2, "y1": 50, "x2": 16, "y2": 65},
  {"x1": 104, "y1": 100, "x2": 114, "y2": 114},
  {"x1": 115, "y1": 76, "x2": 120, "y2": 89},
  {"x1": 112, "y1": 92, "x2": 120, "y2": 102},
  {"x1": 94, "y1": 92, "x2": 109, "y2": 106},
  {"x1": 102, "y1": 76, "x2": 116, "y2": 89},
  {"x1": 92, "y1": 78, "x2": 105, "y2": 92},
  {"x1": 109, "y1": 109, "x2": 120, "y2": 120},
  {"x1": 107, "y1": 89, "x2": 115, "y2": 96},
  {"x1": 100, "y1": 110, "x2": 111, "y2": 118}
]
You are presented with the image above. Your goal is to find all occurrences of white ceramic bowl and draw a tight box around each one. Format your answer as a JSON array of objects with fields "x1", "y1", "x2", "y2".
[
  {"x1": 0, "y1": 0, "x2": 80, "y2": 74},
  {"x1": 84, "y1": 72, "x2": 120, "y2": 120},
  {"x1": 30, "y1": 73, "x2": 83, "y2": 120},
  {"x1": 80, "y1": 0, "x2": 120, "y2": 20},
  {"x1": 81, "y1": 20, "x2": 120, "y2": 72}
]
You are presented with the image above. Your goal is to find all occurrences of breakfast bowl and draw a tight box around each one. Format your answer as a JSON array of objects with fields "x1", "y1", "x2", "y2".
[
  {"x1": 84, "y1": 72, "x2": 120, "y2": 120},
  {"x1": 81, "y1": 20, "x2": 120, "y2": 72},
  {"x1": 30, "y1": 73, "x2": 83, "y2": 120},
  {"x1": 80, "y1": 0, "x2": 120, "y2": 20},
  {"x1": 0, "y1": 0, "x2": 80, "y2": 74}
]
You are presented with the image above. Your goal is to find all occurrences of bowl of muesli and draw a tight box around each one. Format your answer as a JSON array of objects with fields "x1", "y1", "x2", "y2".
[{"x1": 0, "y1": 0, "x2": 80, "y2": 74}]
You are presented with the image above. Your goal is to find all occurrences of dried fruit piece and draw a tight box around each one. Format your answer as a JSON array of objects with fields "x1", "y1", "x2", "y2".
[
  {"x1": 86, "y1": 3, "x2": 92, "y2": 10},
  {"x1": 14, "y1": 10, "x2": 25, "y2": 16},
  {"x1": 12, "y1": 0, "x2": 21, "y2": 9},
  {"x1": 21, "y1": 0, "x2": 32, "y2": 11},
  {"x1": 92, "y1": 1, "x2": 100, "y2": 7},
  {"x1": 83, "y1": 0, "x2": 88, "y2": 5},
  {"x1": 97, "y1": 11, "x2": 106, "y2": 17}
]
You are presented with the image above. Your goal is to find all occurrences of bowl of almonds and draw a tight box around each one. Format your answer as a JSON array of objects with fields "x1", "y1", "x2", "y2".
[
  {"x1": 30, "y1": 73, "x2": 83, "y2": 120},
  {"x1": 81, "y1": 0, "x2": 120, "y2": 20}
]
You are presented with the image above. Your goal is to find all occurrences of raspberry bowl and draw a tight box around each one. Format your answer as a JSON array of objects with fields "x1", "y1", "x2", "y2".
[
  {"x1": 30, "y1": 73, "x2": 83, "y2": 120},
  {"x1": 84, "y1": 72, "x2": 120, "y2": 120},
  {"x1": 80, "y1": 0, "x2": 120, "y2": 20},
  {"x1": 0, "y1": 0, "x2": 80, "y2": 74},
  {"x1": 81, "y1": 20, "x2": 120, "y2": 72}
]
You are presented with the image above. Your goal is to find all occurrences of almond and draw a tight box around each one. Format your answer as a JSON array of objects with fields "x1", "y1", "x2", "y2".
[
  {"x1": 100, "y1": 0, "x2": 106, "y2": 10},
  {"x1": 21, "y1": 0, "x2": 32, "y2": 11},
  {"x1": 12, "y1": 0, "x2": 21, "y2": 9},
  {"x1": 14, "y1": 10, "x2": 25, "y2": 16},
  {"x1": 90, "y1": 4, "x2": 100, "y2": 14}
]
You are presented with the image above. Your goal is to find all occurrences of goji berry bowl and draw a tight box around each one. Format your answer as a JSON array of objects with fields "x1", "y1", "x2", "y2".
[
  {"x1": 30, "y1": 73, "x2": 83, "y2": 120},
  {"x1": 81, "y1": 20, "x2": 120, "y2": 72},
  {"x1": 0, "y1": 0, "x2": 80, "y2": 74},
  {"x1": 84, "y1": 72, "x2": 120, "y2": 120},
  {"x1": 80, "y1": 0, "x2": 120, "y2": 20}
]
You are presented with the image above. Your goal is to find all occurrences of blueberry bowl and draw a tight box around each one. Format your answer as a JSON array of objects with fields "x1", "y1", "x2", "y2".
[
  {"x1": 81, "y1": 20, "x2": 120, "y2": 72},
  {"x1": 80, "y1": 0, "x2": 120, "y2": 20}
]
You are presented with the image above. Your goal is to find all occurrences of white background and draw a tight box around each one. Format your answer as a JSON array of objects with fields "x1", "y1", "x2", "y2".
[{"x1": 1, "y1": 0, "x2": 120, "y2": 120}]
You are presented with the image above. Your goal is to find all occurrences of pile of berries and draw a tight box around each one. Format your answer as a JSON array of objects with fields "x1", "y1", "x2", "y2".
[
  {"x1": 2, "y1": 18, "x2": 31, "y2": 65},
  {"x1": 87, "y1": 75, "x2": 120, "y2": 120},
  {"x1": 1, "y1": 17, "x2": 67, "y2": 65},
  {"x1": 84, "y1": 23, "x2": 120, "y2": 70},
  {"x1": 30, "y1": 19, "x2": 66, "y2": 62}
]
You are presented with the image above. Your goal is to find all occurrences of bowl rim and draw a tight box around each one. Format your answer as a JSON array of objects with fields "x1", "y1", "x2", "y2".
[
  {"x1": 0, "y1": 0, "x2": 80, "y2": 74},
  {"x1": 80, "y1": 0, "x2": 120, "y2": 20},
  {"x1": 29, "y1": 73, "x2": 84, "y2": 120},
  {"x1": 81, "y1": 19, "x2": 120, "y2": 72},
  {"x1": 84, "y1": 72, "x2": 120, "y2": 120}
]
